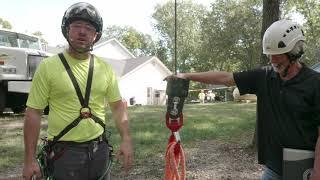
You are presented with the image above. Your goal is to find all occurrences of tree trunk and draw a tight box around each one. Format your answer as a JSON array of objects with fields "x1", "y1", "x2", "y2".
[
  {"x1": 252, "y1": 0, "x2": 281, "y2": 148},
  {"x1": 259, "y1": 0, "x2": 281, "y2": 66}
]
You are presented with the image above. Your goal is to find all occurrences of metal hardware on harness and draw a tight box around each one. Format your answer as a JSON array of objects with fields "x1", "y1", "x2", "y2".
[
  {"x1": 80, "y1": 107, "x2": 92, "y2": 118},
  {"x1": 36, "y1": 137, "x2": 54, "y2": 180}
]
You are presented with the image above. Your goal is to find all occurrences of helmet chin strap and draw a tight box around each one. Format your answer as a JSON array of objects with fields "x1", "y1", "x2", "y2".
[
  {"x1": 281, "y1": 64, "x2": 290, "y2": 77},
  {"x1": 280, "y1": 52, "x2": 301, "y2": 78},
  {"x1": 281, "y1": 58, "x2": 297, "y2": 78}
]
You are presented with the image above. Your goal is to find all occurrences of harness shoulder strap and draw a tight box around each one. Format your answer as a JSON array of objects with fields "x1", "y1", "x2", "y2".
[
  {"x1": 58, "y1": 53, "x2": 94, "y2": 106},
  {"x1": 52, "y1": 53, "x2": 104, "y2": 143}
]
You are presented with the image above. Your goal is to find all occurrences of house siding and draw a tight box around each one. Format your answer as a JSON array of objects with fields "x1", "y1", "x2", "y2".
[
  {"x1": 119, "y1": 60, "x2": 170, "y2": 105},
  {"x1": 92, "y1": 39, "x2": 172, "y2": 106}
]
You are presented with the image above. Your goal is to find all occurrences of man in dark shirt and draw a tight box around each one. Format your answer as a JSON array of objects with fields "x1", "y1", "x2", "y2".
[{"x1": 167, "y1": 19, "x2": 320, "y2": 180}]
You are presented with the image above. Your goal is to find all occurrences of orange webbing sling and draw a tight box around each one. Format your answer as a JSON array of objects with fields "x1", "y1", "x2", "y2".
[
  {"x1": 165, "y1": 105, "x2": 187, "y2": 180},
  {"x1": 165, "y1": 129, "x2": 186, "y2": 180}
]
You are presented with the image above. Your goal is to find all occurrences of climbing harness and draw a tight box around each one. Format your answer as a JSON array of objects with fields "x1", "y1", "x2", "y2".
[
  {"x1": 165, "y1": 78, "x2": 189, "y2": 180},
  {"x1": 36, "y1": 53, "x2": 113, "y2": 180}
]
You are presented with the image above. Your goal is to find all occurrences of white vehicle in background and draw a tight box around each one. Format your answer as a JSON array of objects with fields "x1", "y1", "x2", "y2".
[{"x1": 0, "y1": 28, "x2": 51, "y2": 114}]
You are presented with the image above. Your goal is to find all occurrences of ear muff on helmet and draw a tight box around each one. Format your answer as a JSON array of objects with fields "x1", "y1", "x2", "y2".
[
  {"x1": 286, "y1": 40, "x2": 305, "y2": 61},
  {"x1": 61, "y1": 2, "x2": 103, "y2": 43},
  {"x1": 263, "y1": 19, "x2": 305, "y2": 55}
]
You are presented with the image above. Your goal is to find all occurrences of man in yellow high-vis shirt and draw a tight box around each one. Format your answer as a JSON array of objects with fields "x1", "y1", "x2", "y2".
[{"x1": 22, "y1": 2, "x2": 133, "y2": 180}]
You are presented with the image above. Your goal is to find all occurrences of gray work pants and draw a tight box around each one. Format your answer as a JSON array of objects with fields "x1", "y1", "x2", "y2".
[{"x1": 51, "y1": 140, "x2": 111, "y2": 180}]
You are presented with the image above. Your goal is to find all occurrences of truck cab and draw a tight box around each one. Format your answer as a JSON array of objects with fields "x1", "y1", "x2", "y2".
[{"x1": 0, "y1": 28, "x2": 51, "y2": 113}]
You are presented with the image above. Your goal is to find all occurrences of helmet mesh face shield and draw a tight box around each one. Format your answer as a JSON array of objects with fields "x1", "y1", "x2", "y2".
[
  {"x1": 263, "y1": 19, "x2": 305, "y2": 55},
  {"x1": 61, "y1": 2, "x2": 103, "y2": 43}
]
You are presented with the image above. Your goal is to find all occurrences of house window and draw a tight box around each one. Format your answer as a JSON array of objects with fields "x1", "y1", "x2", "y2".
[
  {"x1": 147, "y1": 87, "x2": 152, "y2": 97},
  {"x1": 154, "y1": 90, "x2": 160, "y2": 98}
]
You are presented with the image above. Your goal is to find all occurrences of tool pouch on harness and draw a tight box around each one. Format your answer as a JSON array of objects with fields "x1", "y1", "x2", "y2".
[{"x1": 36, "y1": 137, "x2": 54, "y2": 179}]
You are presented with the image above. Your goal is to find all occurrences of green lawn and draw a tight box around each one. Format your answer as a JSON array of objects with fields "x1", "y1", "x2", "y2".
[{"x1": 0, "y1": 102, "x2": 257, "y2": 175}]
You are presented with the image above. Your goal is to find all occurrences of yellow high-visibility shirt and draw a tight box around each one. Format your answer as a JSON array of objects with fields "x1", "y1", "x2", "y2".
[{"x1": 27, "y1": 51, "x2": 121, "y2": 142}]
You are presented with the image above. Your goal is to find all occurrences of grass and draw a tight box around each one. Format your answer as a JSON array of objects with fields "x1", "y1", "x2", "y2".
[
  {"x1": 0, "y1": 121, "x2": 24, "y2": 171},
  {"x1": 0, "y1": 102, "x2": 257, "y2": 175},
  {"x1": 107, "y1": 102, "x2": 257, "y2": 165}
]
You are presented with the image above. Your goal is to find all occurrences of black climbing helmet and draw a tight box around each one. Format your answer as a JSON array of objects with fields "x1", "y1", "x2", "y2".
[{"x1": 61, "y1": 2, "x2": 103, "y2": 43}]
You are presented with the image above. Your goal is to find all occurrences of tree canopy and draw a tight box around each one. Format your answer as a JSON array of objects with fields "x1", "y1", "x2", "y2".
[
  {"x1": 102, "y1": 25, "x2": 156, "y2": 57},
  {"x1": 151, "y1": 0, "x2": 320, "y2": 74},
  {"x1": 152, "y1": 0, "x2": 207, "y2": 72},
  {"x1": 0, "y1": 18, "x2": 12, "y2": 29},
  {"x1": 2, "y1": 0, "x2": 320, "y2": 73},
  {"x1": 284, "y1": 0, "x2": 320, "y2": 66}
]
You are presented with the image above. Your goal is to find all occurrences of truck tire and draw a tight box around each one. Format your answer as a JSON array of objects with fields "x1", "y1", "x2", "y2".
[
  {"x1": 8, "y1": 92, "x2": 27, "y2": 114},
  {"x1": 12, "y1": 106, "x2": 26, "y2": 114},
  {"x1": 0, "y1": 85, "x2": 6, "y2": 114}
]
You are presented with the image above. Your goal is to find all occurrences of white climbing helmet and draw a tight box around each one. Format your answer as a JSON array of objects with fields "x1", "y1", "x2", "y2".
[{"x1": 263, "y1": 19, "x2": 305, "y2": 55}]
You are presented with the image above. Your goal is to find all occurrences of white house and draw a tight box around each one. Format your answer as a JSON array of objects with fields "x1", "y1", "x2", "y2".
[{"x1": 94, "y1": 38, "x2": 171, "y2": 106}]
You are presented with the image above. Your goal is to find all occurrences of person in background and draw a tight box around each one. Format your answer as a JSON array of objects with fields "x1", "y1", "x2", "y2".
[
  {"x1": 198, "y1": 90, "x2": 206, "y2": 104},
  {"x1": 22, "y1": 2, "x2": 133, "y2": 180},
  {"x1": 167, "y1": 19, "x2": 320, "y2": 180},
  {"x1": 207, "y1": 90, "x2": 215, "y2": 103}
]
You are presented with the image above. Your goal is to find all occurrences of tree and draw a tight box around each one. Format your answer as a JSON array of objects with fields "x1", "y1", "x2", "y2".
[
  {"x1": 154, "y1": 39, "x2": 171, "y2": 69},
  {"x1": 121, "y1": 28, "x2": 156, "y2": 57},
  {"x1": 260, "y1": 0, "x2": 281, "y2": 66},
  {"x1": 152, "y1": 0, "x2": 207, "y2": 72},
  {"x1": 102, "y1": 25, "x2": 156, "y2": 57},
  {"x1": 102, "y1": 25, "x2": 127, "y2": 40},
  {"x1": 32, "y1": 31, "x2": 47, "y2": 43},
  {"x1": 250, "y1": 0, "x2": 281, "y2": 148},
  {"x1": 198, "y1": 0, "x2": 262, "y2": 73},
  {"x1": 32, "y1": 31, "x2": 48, "y2": 51},
  {"x1": 284, "y1": 0, "x2": 320, "y2": 66},
  {"x1": 0, "y1": 18, "x2": 12, "y2": 29}
]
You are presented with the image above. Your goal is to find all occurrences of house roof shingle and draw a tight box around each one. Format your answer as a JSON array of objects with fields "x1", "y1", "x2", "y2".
[{"x1": 102, "y1": 56, "x2": 152, "y2": 77}]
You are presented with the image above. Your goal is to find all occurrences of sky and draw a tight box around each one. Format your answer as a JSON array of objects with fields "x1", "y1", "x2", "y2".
[{"x1": 1, "y1": 0, "x2": 212, "y2": 46}]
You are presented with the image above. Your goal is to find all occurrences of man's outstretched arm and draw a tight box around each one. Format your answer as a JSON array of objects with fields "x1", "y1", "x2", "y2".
[{"x1": 168, "y1": 71, "x2": 236, "y2": 87}]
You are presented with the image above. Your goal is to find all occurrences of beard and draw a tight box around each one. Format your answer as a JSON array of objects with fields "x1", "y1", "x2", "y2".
[
  {"x1": 69, "y1": 38, "x2": 93, "y2": 53},
  {"x1": 271, "y1": 63, "x2": 286, "y2": 73}
]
